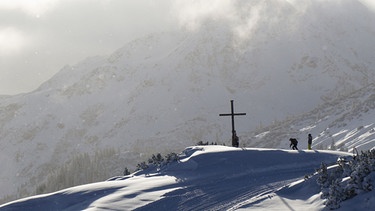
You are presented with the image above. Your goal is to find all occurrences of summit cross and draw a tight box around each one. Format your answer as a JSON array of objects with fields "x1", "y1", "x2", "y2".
[{"x1": 219, "y1": 100, "x2": 246, "y2": 147}]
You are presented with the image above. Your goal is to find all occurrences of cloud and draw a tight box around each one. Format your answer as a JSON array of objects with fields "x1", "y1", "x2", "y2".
[
  {"x1": 358, "y1": 0, "x2": 375, "y2": 11},
  {"x1": 0, "y1": 0, "x2": 177, "y2": 95},
  {"x1": 171, "y1": 0, "x2": 267, "y2": 45},
  {"x1": 0, "y1": 0, "x2": 59, "y2": 17},
  {"x1": 1, "y1": 0, "x2": 374, "y2": 96},
  {"x1": 1, "y1": 0, "x2": 270, "y2": 94},
  {"x1": 6, "y1": 0, "x2": 364, "y2": 95},
  {"x1": 0, "y1": 27, "x2": 28, "y2": 55},
  {"x1": 172, "y1": 0, "x2": 237, "y2": 31}
]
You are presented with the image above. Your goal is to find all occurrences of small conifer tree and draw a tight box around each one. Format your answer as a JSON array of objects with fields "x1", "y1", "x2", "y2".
[
  {"x1": 325, "y1": 179, "x2": 343, "y2": 210},
  {"x1": 123, "y1": 167, "x2": 130, "y2": 176}
]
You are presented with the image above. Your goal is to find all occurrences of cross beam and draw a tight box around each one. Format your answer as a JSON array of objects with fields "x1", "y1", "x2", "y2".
[{"x1": 219, "y1": 100, "x2": 246, "y2": 147}]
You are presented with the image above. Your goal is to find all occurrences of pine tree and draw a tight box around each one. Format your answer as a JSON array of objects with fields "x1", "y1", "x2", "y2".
[
  {"x1": 317, "y1": 162, "x2": 330, "y2": 199},
  {"x1": 325, "y1": 179, "x2": 343, "y2": 210},
  {"x1": 123, "y1": 167, "x2": 130, "y2": 176},
  {"x1": 136, "y1": 162, "x2": 148, "y2": 171},
  {"x1": 337, "y1": 157, "x2": 352, "y2": 177},
  {"x1": 362, "y1": 176, "x2": 372, "y2": 192},
  {"x1": 166, "y1": 152, "x2": 178, "y2": 163},
  {"x1": 315, "y1": 150, "x2": 375, "y2": 209}
]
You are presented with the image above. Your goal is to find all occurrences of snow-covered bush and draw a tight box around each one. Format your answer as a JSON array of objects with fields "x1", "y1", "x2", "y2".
[
  {"x1": 316, "y1": 162, "x2": 330, "y2": 198},
  {"x1": 123, "y1": 167, "x2": 131, "y2": 176},
  {"x1": 165, "y1": 152, "x2": 179, "y2": 163},
  {"x1": 325, "y1": 179, "x2": 344, "y2": 210},
  {"x1": 196, "y1": 141, "x2": 218, "y2": 146},
  {"x1": 135, "y1": 152, "x2": 179, "y2": 171},
  {"x1": 136, "y1": 161, "x2": 149, "y2": 171},
  {"x1": 316, "y1": 149, "x2": 375, "y2": 210},
  {"x1": 337, "y1": 157, "x2": 352, "y2": 177},
  {"x1": 148, "y1": 153, "x2": 164, "y2": 166}
]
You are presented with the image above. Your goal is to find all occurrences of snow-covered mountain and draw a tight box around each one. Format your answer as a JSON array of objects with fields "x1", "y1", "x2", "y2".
[
  {"x1": 0, "y1": 146, "x2": 359, "y2": 211},
  {"x1": 1, "y1": 0, "x2": 375, "y2": 203}
]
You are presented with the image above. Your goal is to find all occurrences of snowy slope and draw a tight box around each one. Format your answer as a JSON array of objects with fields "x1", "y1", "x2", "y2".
[
  {"x1": 1, "y1": 0, "x2": 375, "y2": 202},
  {"x1": 0, "y1": 146, "x2": 356, "y2": 211},
  {"x1": 246, "y1": 83, "x2": 375, "y2": 152}
]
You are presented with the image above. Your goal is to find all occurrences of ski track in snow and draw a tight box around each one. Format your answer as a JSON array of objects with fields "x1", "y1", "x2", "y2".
[
  {"x1": 163, "y1": 168, "x2": 313, "y2": 211},
  {"x1": 131, "y1": 147, "x2": 349, "y2": 210}
]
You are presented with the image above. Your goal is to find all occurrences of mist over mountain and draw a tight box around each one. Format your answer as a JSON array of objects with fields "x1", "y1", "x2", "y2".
[{"x1": 1, "y1": 0, "x2": 375, "y2": 202}]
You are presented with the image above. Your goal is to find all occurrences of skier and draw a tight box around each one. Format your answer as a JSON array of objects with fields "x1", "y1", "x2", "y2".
[
  {"x1": 289, "y1": 138, "x2": 298, "y2": 150},
  {"x1": 308, "y1": 134, "x2": 312, "y2": 150}
]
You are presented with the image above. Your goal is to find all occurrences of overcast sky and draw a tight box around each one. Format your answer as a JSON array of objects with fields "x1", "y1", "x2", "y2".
[
  {"x1": 0, "y1": 0, "x2": 179, "y2": 95},
  {"x1": 1, "y1": 0, "x2": 375, "y2": 95},
  {"x1": 0, "y1": 0, "x2": 252, "y2": 95}
]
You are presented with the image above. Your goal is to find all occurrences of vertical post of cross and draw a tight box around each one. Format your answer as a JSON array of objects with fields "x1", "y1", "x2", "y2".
[
  {"x1": 230, "y1": 100, "x2": 235, "y2": 133},
  {"x1": 219, "y1": 100, "x2": 246, "y2": 147}
]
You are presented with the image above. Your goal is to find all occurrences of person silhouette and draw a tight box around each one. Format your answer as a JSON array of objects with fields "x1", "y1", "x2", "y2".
[
  {"x1": 232, "y1": 130, "x2": 239, "y2": 147},
  {"x1": 289, "y1": 138, "x2": 298, "y2": 150},
  {"x1": 308, "y1": 134, "x2": 312, "y2": 150}
]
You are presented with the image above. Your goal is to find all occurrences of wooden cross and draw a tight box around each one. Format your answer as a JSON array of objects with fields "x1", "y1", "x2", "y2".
[{"x1": 219, "y1": 100, "x2": 246, "y2": 147}]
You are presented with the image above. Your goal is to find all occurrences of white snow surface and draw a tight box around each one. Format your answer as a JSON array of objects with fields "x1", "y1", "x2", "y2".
[{"x1": 1, "y1": 146, "x2": 367, "y2": 211}]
